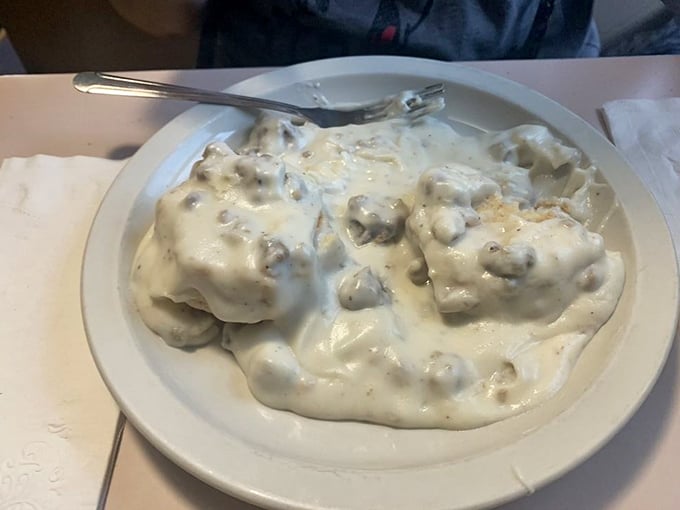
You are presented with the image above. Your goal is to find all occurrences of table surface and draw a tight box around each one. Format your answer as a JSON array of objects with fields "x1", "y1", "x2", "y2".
[{"x1": 2, "y1": 55, "x2": 679, "y2": 510}]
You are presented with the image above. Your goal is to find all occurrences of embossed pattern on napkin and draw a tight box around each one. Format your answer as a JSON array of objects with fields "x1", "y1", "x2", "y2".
[{"x1": 0, "y1": 156, "x2": 122, "y2": 509}]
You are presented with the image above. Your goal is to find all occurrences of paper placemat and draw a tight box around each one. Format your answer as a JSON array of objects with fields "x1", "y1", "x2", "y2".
[{"x1": 0, "y1": 155, "x2": 123, "y2": 509}]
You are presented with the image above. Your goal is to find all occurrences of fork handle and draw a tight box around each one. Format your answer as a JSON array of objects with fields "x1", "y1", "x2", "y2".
[{"x1": 72, "y1": 72, "x2": 304, "y2": 117}]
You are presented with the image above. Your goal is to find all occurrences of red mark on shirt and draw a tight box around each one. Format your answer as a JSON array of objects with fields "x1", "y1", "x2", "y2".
[{"x1": 380, "y1": 25, "x2": 397, "y2": 43}]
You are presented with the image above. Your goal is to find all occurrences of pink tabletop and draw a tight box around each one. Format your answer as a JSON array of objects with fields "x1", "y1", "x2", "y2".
[{"x1": 1, "y1": 55, "x2": 678, "y2": 510}]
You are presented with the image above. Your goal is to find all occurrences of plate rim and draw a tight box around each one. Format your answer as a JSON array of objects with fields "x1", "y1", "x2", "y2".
[{"x1": 82, "y1": 55, "x2": 679, "y2": 510}]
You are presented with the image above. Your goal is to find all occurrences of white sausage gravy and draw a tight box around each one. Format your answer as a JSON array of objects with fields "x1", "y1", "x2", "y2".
[{"x1": 131, "y1": 113, "x2": 624, "y2": 429}]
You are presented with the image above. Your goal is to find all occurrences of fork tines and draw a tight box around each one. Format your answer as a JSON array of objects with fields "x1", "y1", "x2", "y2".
[
  {"x1": 363, "y1": 82, "x2": 446, "y2": 123},
  {"x1": 417, "y1": 83, "x2": 445, "y2": 100},
  {"x1": 403, "y1": 83, "x2": 446, "y2": 119}
]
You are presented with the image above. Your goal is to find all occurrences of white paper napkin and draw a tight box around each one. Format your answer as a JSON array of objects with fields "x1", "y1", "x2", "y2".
[
  {"x1": 601, "y1": 98, "x2": 680, "y2": 247},
  {"x1": 0, "y1": 155, "x2": 123, "y2": 509}
]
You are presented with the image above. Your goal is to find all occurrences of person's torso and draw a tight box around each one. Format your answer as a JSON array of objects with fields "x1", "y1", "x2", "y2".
[{"x1": 199, "y1": 0, "x2": 598, "y2": 67}]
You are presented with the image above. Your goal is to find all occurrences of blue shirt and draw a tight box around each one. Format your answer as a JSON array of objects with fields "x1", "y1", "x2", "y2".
[{"x1": 198, "y1": 0, "x2": 599, "y2": 67}]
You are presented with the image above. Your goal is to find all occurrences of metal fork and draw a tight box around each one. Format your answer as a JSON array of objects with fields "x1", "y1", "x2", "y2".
[{"x1": 72, "y1": 72, "x2": 445, "y2": 128}]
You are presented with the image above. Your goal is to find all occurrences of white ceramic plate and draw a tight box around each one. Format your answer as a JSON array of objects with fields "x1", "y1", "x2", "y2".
[{"x1": 82, "y1": 56, "x2": 678, "y2": 510}]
